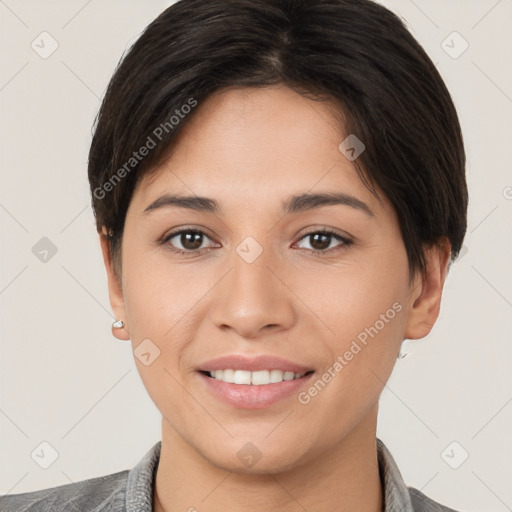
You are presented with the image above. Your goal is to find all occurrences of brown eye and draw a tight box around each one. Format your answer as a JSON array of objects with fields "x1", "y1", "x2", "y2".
[
  {"x1": 295, "y1": 230, "x2": 352, "y2": 254},
  {"x1": 164, "y1": 229, "x2": 213, "y2": 253},
  {"x1": 306, "y1": 233, "x2": 332, "y2": 251}
]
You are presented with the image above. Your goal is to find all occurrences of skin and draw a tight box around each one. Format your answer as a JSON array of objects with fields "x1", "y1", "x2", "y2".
[{"x1": 100, "y1": 84, "x2": 450, "y2": 512}]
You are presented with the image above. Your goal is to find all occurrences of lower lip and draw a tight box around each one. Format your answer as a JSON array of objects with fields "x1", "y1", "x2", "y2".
[{"x1": 197, "y1": 372, "x2": 314, "y2": 409}]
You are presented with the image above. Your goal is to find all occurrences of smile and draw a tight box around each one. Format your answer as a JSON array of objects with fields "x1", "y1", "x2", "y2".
[{"x1": 205, "y1": 369, "x2": 312, "y2": 385}]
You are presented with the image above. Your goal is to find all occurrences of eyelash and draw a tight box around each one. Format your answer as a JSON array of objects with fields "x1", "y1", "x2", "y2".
[{"x1": 160, "y1": 227, "x2": 353, "y2": 257}]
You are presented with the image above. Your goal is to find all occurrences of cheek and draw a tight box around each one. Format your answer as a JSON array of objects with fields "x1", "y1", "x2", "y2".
[
  {"x1": 120, "y1": 239, "x2": 193, "y2": 338},
  {"x1": 299, "y1": 301, "x2": 405, "y2": 437},
  {"x1": 305, "y1": 258, "x2": 407, "y2": 344},
  {"x1": 300, "y1": 254, "x2": 408, "y2": 407}
]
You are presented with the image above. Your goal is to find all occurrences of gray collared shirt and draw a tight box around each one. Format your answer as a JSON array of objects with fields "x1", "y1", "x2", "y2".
[{"x1": 0, "y1": 439, "x2": 461, "y2": 511}]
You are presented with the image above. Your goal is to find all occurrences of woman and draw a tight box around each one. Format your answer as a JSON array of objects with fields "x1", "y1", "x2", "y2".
[{"x1": 0, "y1": 0, "x2": 467, "y2": 510}]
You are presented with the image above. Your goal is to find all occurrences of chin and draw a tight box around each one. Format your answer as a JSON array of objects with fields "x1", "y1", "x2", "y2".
[{"x1": 198, "y1": 436, "x2": 313, "y2": 475}]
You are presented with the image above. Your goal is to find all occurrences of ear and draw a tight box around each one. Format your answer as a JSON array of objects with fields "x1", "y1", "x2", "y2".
[
  {"x1": 403, "y1": 237, "x2": 451, "y2": 340},
  {"x1": 99, "y1": 229, "x2": 130, "y2": 341}
]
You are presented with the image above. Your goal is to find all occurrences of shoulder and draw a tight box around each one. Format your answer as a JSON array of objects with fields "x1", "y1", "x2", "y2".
[
  {"x1": 376, "y1": 438, "x2": 463, "y2": 512},
  {"x1": 0, "y1": 469, "x2": 129, "y2": 512},
  {"x1": 409, "y1": 486, "x2": 462, "y2": 512},
  {"x1": 1, "y1": 441, "x2": 162, "y2": 512}
]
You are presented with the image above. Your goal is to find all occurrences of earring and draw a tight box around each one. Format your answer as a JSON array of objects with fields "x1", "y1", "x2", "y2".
[
  {"x1": 397, "y1": 339, "x2": 411, "y2": 359},
  {"x1": 112, "y1": 320, "x2": 125, "y2": 329}
]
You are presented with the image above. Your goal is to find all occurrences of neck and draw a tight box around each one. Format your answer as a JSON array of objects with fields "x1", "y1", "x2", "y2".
[{"x1": 154, "y1": 406, "x2": 383, "y2": 512}]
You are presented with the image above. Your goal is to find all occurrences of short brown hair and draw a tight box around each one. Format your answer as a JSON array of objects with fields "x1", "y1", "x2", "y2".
[{"x1": 88, "y1": 0, "x2": 468, "y2": 283}]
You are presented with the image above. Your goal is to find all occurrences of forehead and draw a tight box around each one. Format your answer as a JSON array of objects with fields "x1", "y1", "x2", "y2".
[
  {"x1": 131, "y1": 85, "x2": 390, "y2": 220},
  {"x1": 159, "y1": 85, "x2": 346, "y2": 166}
]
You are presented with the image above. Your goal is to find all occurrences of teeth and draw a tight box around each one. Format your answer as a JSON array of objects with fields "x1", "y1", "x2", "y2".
[
  {"x1": 207, "y1": 369, "x2": 306, "y2": 385},
  {"x1": 222, "y1": 369, "x2": 235, "y2": 383},
  {"x1": 234, "y1": 370, "x2": 251, "y2": 385}
]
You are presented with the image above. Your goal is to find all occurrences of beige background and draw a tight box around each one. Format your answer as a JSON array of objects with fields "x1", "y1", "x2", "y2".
[{"x1": 1, "y1": 0, "x2": 511, "y2": 510}]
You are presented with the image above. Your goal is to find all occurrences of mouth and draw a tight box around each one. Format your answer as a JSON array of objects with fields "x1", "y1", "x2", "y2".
[
  {"x1": 196, "y1": 354, "x2": 316, "y2": 409},
  {"x1": 197, "y1": 368, "x2": 315, "y2": 410},
  {"x1": 199, "y1": 368, "x2": 315, "y2": 385}
]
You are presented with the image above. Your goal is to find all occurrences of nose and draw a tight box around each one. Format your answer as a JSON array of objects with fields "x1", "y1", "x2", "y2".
[{"x1": 209, "y1": 243, "x2": 296, "y2": 340}]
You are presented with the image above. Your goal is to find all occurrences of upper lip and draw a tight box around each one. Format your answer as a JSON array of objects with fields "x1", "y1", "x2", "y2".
[{"x1": 197, "y1": 354, "x2": 314, "y2": 374}]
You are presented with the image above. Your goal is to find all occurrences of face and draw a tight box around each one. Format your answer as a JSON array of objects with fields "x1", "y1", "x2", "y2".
[{"x1": 102, "y1": 85, "x2": 447, "y2": 474}]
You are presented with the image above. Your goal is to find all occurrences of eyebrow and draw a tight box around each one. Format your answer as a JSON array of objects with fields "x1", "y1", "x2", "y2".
[{"x1": 143, "y1": 191, "x2": 375, "y2": 217}]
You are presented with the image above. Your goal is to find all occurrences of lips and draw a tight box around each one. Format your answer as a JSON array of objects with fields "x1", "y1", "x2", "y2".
[
  {"x1": 196, "y1": 354, "x2": 315, "y2": 409},
  {"x1": 197, "y1": 354, "x2": 314, "y2": 374}
]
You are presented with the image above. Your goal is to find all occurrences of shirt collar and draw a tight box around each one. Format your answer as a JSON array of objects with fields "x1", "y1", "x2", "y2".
[
  {"x1": 124, "y1": 439, "x2": 413, "y2": 512},
  {"x1": 125, "y1": 440, "x2": 161, "y2": 512},
  {"x1": 377, "y1": 438, "x2": 414, "y2": 512}
]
